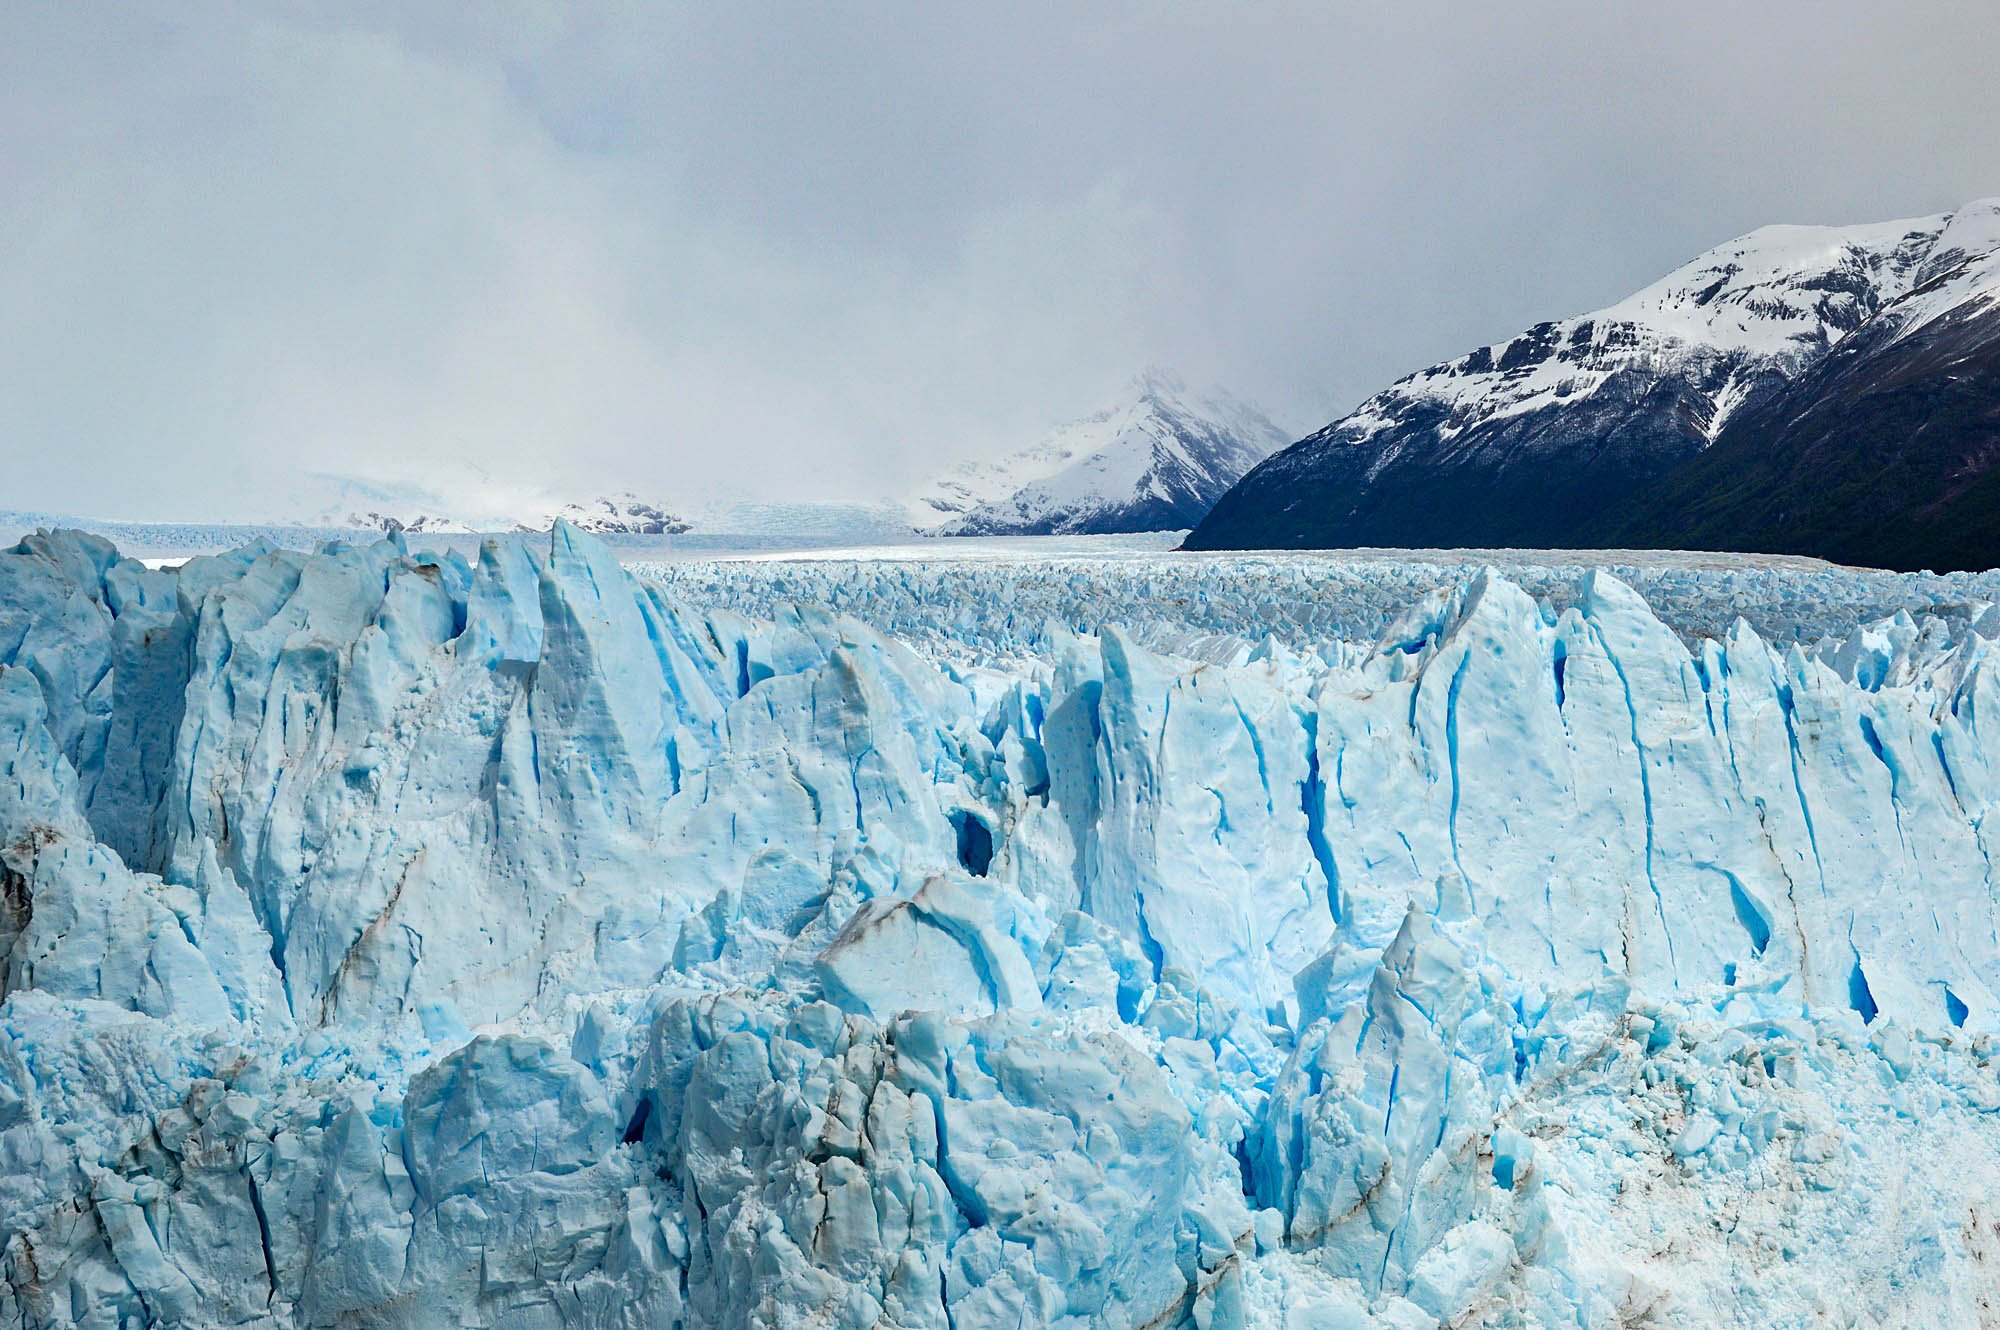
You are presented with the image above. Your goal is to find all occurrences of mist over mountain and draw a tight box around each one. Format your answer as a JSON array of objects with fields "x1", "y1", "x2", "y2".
[{"x1": 913, "y1": 372, "x2": 1289, "y2": 536}]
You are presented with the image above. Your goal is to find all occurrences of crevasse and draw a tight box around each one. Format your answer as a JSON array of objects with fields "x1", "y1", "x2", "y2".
[{"x1": 0, "y1": 524, "x2": 1996, "y2": 1329}]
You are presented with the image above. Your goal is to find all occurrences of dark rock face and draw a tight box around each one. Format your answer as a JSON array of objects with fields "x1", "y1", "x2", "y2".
[
  {"x1": 1186, "y1": 204, "x2": 2000, "y2": 571},
  {"x1": 1606, "y1": 302, "x2": 2000, "y2": 572},
  {"x1": 1188, "y1": 362, "x2": 1740, "y2": 551}
]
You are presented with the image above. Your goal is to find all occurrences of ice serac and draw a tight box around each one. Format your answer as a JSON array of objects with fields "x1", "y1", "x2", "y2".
[{"x1": 1, "y1": 524, "x2": 1997, "y2": 1327}]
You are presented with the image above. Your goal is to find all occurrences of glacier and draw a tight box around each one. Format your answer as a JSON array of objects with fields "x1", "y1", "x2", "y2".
[
  {"x1": 1, "y1": 524, "x2": 1998, "y2": 1327},
  {"x1": 637, "y1": 545, "x2": 2000, "y2": 664}
]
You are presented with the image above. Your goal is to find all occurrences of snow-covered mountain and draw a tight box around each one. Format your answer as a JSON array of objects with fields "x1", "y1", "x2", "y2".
[
  {"x1": 1607, "y1": 200, "x2": 2000, "y2": 570},
  {"x1": 344, "y1": 510, "x2": 481, "y2": 535},
  {"x1": 1189, "y1": 199, "x2": 2000, "y2": 569},
  {"x1": 306, "y1": 478, "x2": 916, "y2": 542},
  {"x1": 916, "y1": 371, "x2": 1291, "y2": 535},
  {"x1": 247, "y1": 472, "x2": 480, "y2": 533},
  {"x1": 4, "y1": 525, "x2": 1999, "y2": 1325},
  {"x1": 524, "y1": 492, "x2": 691, "y2": 535},
  {"x1": 280, "y1": 483, "x2": 693, "y2": 537}
]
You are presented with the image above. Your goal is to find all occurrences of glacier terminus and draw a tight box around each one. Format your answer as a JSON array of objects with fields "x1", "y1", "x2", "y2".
[{"x1": 1, "y1": 524, "x2": 1998, "y2": 1328}]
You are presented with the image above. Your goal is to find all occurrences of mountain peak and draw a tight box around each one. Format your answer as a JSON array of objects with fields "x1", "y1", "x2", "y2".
[
  {"x1": 912, "y1": 372, "x2": 1291, "y2": 536},
  {"x1": 1187, "y1": 197, "x2": 2000, "y2": 571},
  {"x1": 533, "y1": 492, "x2": 691, "y2": 536},
  {"x1": 1130, "y1": 364, "x2": 1191, "y2": 401}
]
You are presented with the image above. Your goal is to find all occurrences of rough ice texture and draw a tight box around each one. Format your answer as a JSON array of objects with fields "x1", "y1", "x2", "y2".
[
  {"x1": 1, "y1": 524, "x2": 1998, "y2": 1329},
  {"x1": 638, "y1": 547, "x2": 2000, "y2": 664}
]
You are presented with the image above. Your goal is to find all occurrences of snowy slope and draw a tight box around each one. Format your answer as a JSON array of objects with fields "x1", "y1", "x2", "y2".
[
  {"x1": 170, "y1": 468, "x2": 696, "y2": 536},
  {"x1": 251, "y1": 471, "x2": 477, "y2": 531},
  {"x1": 523, "y1": 491, "x2": 691, "y2": 535},
  {"x1": 1323, "y1": 210, "x2": 1942, "y2": 451},
  {"x1": 340, "y1": 491, "x2": 695, "y2": 536},
  {"x1": 917, "y1": 371, "x2": 1291, "y2": 535},
  {"x1": 306, "y1": 477, "x2": 912, "y2": 541},
  {"x1": 1189, "y1": 203, "x2": 1996, "y2": 556},
  {"x1": 907, "y1": 437, "x2": 1084, "y2": 528},
  {"x1": 345, "y1": 510, "x2": 481, "y2": 534},
  {"x1": 2, "y1": 525, "x2": 1998, "y2": 1326},
  {"x1": 1881, "y1": 197, "x2": 2000, "y2": 341},
  {"x1": 1384, "y1": 212, "x2": 1945, "y2": 440},
  {"x1": 1607, "y1": 197, "x2": 2000, "y2": 571}
]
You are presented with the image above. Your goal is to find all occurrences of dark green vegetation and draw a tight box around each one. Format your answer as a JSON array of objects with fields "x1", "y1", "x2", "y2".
[
  {"x1": 1603, "y1": 305, "x2": 2000, "y2": 573},
  {"x1": 1187, "y1": 302, "x2": 2000, "y2": 572}
]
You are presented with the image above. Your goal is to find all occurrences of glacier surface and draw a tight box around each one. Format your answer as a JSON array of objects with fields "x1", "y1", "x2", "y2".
[
  {"x1": 638, "y1": 546, "x2": 2000, "y2": 664},
  {"x1": 0, "y1": 525, "x2": 1998, "y2": 1328}
]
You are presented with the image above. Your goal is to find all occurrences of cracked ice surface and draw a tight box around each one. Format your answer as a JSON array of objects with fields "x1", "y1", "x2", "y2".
[
  {"x1": 1, "y1": 524, "x2": 1998, "y2": 1329},
  {"x1": 635, "y1": 546, "x2": 2000, "y2": 664}
]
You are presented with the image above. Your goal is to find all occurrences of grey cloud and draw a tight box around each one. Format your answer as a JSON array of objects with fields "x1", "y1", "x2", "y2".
[{"x1": 1, "y1": 3, "x2": 1995, "y2": 519}]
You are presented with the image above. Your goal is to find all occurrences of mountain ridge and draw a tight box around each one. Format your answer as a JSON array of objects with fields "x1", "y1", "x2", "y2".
[
  {"x1": 918, "y1": 370, "x2": 1291, "y2": 536},
  {"x1": 1602, "y1": 205, "x2": 2000, "y2": 570},
  {"x1": 1186, "y1": 199, "x2": 2000, "y2": 570}
]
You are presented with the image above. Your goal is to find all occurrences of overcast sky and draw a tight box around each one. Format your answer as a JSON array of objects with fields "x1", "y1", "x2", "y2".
[{"x1": 4, "y1": 3, "x2": 1998, "y2": 521}]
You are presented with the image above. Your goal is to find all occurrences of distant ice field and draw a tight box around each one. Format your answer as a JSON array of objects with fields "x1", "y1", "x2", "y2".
[
  {"x1": 0, "y1": 510, "x2": 1189, "y2": 563},
  {"x1": 9, "y1": 505, "x2": 1998, "y2": 652},
  {"x1": 634, "y1": 539, "x2": 2000, "y2": 658}
]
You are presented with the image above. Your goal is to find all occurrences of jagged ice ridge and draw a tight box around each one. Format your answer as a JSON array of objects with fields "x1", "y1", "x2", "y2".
[
  {"x1": 1, "y1": 526, "x2": 1998, "y2": 1327},
  {"x1": 637, "y1": 549, "x2": 2000, "y2": 666}
]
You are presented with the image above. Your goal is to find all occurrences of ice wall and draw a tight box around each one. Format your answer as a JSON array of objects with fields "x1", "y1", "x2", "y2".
[{"x1": 0, "y1": 525, "x2": 1996, "y2": 1328}]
